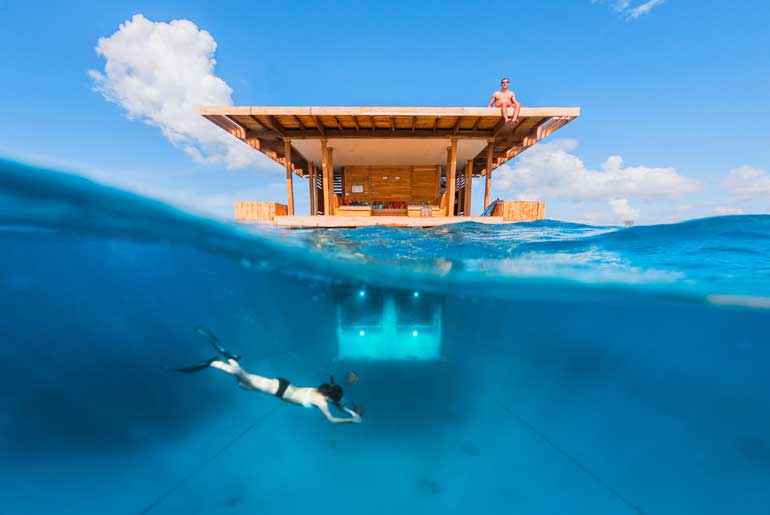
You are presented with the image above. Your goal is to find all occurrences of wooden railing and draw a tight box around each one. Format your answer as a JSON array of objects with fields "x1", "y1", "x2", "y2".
[
  {"x1": 491, "y1": 201, "x2": 545, "y2": 222},
  {"x1": 234, "y1": 201, "x2": 288, "y2": 222}
]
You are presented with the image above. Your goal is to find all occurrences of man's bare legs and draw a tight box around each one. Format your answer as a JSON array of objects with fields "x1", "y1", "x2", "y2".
[
  {"x1": 508, "y1": 101, "x2": 521, "y2": 124},
  {"x1": 488, "y1": 78, "x2": 520, "y2": 124},
  {"x1": 210, "y1": 359, "x2": 277, "y2": 393}
]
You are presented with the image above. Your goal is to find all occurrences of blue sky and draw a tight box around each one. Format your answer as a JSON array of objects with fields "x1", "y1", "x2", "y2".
[{"x1": 1, "y1": 0, "x2": 768, "y2": 223}]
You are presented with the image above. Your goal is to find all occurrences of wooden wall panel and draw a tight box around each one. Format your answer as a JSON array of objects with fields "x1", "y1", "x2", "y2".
[
  {"x1": 369, "y1": 167, "x2": 411, "y2": 201},
  {"x1": 411, "y1": 166, "x2": 439, "y2": 202},
  {"x1": 343, "y1": 165, "x2": 440, "y2": 204},
  {"x1": 344, "y1": 166, "x2": 370, "y2": 201}
]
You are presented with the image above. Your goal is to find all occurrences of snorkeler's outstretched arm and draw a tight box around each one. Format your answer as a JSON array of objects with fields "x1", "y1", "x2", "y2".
[
  {"x1": 319, "y1": 402, "x2": 361, "y2": 424},
  {"x1": 340, "y1": 406, "x2": 360, "y2": 418}
]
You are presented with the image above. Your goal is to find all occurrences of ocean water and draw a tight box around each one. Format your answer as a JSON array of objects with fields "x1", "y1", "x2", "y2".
[{"x1": 1, "y1": 159, "x2": 769, "y2": 515}]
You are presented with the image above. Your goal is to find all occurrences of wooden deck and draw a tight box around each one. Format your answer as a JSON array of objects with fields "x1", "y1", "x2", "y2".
[{"x1": 271, "y1": 215, "x2": 506, "y2": 228}]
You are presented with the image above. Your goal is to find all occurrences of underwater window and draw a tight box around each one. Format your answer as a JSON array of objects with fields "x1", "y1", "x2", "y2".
[
  {"x1": 339, "y1": 291, "x2": 384, "y2": 327},
  {"x1": 395, "y1": 293, "x2": 437, "y2": 326}
]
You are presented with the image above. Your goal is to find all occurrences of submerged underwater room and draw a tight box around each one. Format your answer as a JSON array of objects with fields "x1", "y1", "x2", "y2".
[
  {"x1": 1, "y1": 160, "x2": 770, "y2": 514},
  {"x1": 336, "y1": 288, "x2": 443, "y2": 360}
]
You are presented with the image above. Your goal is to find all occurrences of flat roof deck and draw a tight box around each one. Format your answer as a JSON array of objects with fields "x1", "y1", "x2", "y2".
[{"x1": 201, "y1": 106, "x2": 580, "y2": 176}]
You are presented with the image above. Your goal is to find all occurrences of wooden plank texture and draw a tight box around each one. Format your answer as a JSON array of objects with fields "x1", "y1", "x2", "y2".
[
  {"x1": 308, "y1": 161, "x2": 316, "y2": 215},
  {"x1": 234, "y1": 201, "x2": 288, "y2": 222},
  {"x1": 484, "y1": 142, "x2": 494, "y2": 209},
  {"x1": 342, "y1": 165, "x2": 440, "y2": 204},
  {"x1": 201, "y1": 106, "x2": 580, "y2": 117},
  {"x1": 321, "y1": 140, "x2": 331, "y2": 215},
  {"x1": 491, "y1": 201, "x2": 546, "y2": 221},
  {"x1": 464, "y1": 160, "x2": 473, "y2": 216},
  {"x1": 446, "y1": 140, "x2": 457, "y2": 216},
  {"x1": 284, "y1": 140, "x2": 294, "y2": 215},
  {"x1": 369, "y1": 167, "x2": 411, "y2": 200}
]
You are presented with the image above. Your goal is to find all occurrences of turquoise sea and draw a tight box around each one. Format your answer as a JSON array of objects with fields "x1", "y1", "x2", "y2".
[{"x1": 1, "y1": 159, "x2": 769, "y2": 514}]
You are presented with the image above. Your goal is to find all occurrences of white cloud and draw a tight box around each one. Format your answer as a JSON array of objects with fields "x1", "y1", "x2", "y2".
[
  {"x1": 492, "y1": 140, "x2": 698, "y2": 224},
  {"x1": 626, "y1": 0, "x2": 665, "y2": 19},
  {"x1": 593, "y1": 0, "x2": 665, "y2": 20},
  {"x1": 89, "y1": 14, "x2": 263, "y2": 170},
  {"x1": 609, "y1": 197, "x2": 640, "y2": 222},
  {"x1": 721, "y1": 165, "x2": 770, "y2": 200},
  {"x1": 493, "y1": 139, "x2": 699, "y2": 201},
  {"x1": 614, "y1": 0, "x2": 632, "y2": 11}
]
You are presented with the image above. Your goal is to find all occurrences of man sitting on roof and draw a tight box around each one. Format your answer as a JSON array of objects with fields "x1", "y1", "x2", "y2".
[{"x1": 488, "y1": 77, "x2": 521, "y2": 124}]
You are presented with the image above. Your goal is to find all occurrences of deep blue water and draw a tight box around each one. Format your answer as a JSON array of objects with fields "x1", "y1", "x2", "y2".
[{"x1": 1, "y1": 159, "x2": 769, "y2": 515}]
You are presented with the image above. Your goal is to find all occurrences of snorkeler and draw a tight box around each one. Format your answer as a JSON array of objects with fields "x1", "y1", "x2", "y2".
[{"x1": 177, "y1": 327, "x2": 362, "y2": 424}]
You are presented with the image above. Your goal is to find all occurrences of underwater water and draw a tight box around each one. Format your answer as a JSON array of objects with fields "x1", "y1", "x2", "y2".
[{"x1": 1, "y1": 159, "x2": 769, "y2": 515}]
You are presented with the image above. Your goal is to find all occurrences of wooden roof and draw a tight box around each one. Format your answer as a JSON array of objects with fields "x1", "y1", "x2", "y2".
[{"x1": 201, "y1": 106, "x2": 580, "y2": 177}]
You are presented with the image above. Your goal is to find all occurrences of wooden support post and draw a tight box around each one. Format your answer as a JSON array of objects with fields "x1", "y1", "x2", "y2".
[
  {"x1": 484, "y1": 140, "x2": 494, "y2": 209},
  {"x1": 446, "y1": 138, "x2": 458, "y2": 216},
  {"x1": 284, "y1": 139, "x2": 295, "y2": 216},
  {"x1": 445, "y1": 148, "x2": 451, "y2": 214},
  {"x1": 312, "y1": 162, "x2": 317, "y2": 215},
  {"x1": 327, "y1": 146, "x2": 335, "y2": 215},
  {"x1": 320, "y1": 139, "x2": 330, "y2": 215},
  {"x1": 308, "y1": 161, "x2": 316, "y2": 216},
  {"x1": 465, "y1": 159, "x2": 473, "y2": 216}
]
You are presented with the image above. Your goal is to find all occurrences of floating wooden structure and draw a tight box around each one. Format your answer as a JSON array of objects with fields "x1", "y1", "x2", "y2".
[{"x1": 201, "y1": 106, "x2": 579, "y2": 227}]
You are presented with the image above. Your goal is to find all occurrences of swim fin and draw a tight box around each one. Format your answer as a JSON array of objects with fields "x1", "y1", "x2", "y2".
[
  {"x1": 195, "y1": 326, "x2": 241, "y2": 361},
  {"x1": 176, "y1": 357, "x2": 217, "y2": 373}
]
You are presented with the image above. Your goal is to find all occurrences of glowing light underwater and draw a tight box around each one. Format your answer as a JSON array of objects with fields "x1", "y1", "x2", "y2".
[{"x1": 337, "y1": 291, "x2": 441, "y2": 360}]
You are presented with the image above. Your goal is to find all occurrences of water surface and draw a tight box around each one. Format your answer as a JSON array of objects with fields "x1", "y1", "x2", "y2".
[{"x1": 1, "y1": 160, "x2": 769, "y2": 515}]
